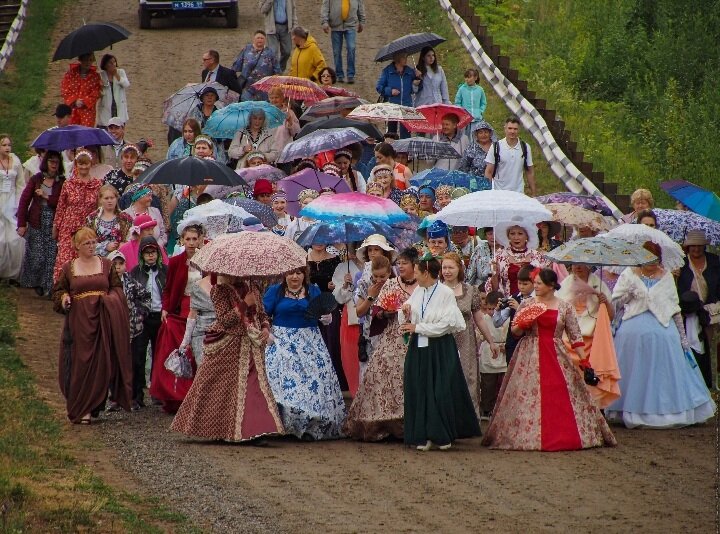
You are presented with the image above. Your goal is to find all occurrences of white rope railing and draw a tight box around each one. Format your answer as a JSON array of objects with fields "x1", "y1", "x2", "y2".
[
  {"x1": 437, "y1": 0, "x2": 624, "y2": 221},
  {"x1": 0, "y1": 1, "x2": 30, "y2": 73}
]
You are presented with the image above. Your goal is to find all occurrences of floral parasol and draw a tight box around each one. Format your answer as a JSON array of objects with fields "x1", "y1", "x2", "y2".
[
  {"x1": 346, "y1": 103, "x2": 426, "y2": 122},
  {"x1": 190, "y1": 231, "x2": 307, "y2": 278},
  {"x1": 376, "y1": 286, "x2": 406, "y2": 312},
  {"x1": 543, "y1": 202, "x2": 611, "y2": 232},
  {"x1": 653, "y1": 208, "x2": 720, "y2": 246},
  {"x1": 606, "y1": 224, "x2": 686, "y2": 270}
]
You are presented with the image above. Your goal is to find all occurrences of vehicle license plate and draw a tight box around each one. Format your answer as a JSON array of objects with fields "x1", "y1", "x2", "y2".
[{"x1": 172, "y1": 0, "x2": 204, "y2": 9}]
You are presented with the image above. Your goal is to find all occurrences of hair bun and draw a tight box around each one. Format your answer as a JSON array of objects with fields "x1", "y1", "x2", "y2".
[
  {"x1": 555, "y1": 283, "x2": 561, "y2": 291},
  {"x1": 403, "y1": 247, "x2": 419, "y2": 260}
]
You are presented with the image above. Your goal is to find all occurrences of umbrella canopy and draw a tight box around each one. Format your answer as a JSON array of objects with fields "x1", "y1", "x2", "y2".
[
  {"x1": 297, "y1": 117, "x2": 383, "y2": 140},
  {"x1": 235, "y1": 164, "x2": 286, "y2": 187},
  {"x1": 390, "y1": 217, "x2": 421, "y2": 251},
  {"x1": 606, "y1": 223, "x2": 686, "y2": 270},
  {"x1": 435, "y1": 189, "x2": 552, "y2": 228},
  {"x1": 323, "y1": 85, "x2": 360, "y2": 98},
  {"x1": 203, "y1": 101, "x2": 285, "y2": 139},
  {"x1": 279, "y1": 169, "x2": 353, "y2": 217},
  {"x1": 31, "y1": 125, "x2": 116, "y2": 151},
  {"x1": 299, "y1": 96, "x2": 368, "y2": 121},
  {"x1": 374, "y1": 32, "x2": 446, "y2": 62},
  {"x1": 53, "y1": 22, "x2": 131, "y2": 61},
  {"x1": 660, "y1": 180, "x2": 720, "y2": 222},
  {"x1": 543, "y1": 202, "x2": 610, "y2": 231},
  {"x1": 277, "y1": 127, "x2": 368, "y2": 163},
  {"x1": 392, "y1": 137, "x2": 460, "y2": 161},
  {"x1": 653, "y1": 208, "x2": 720, "y2": 246},
  {"x1": 161, "y1": 82, "x2": 237, "y2": 131},
  {"x1": 251, "y1": 75, "x2": 328, "y2": 103},
  {"x1": 402, "y1": 104, "x2": 473, "y2": 133},
  {"x1": 296, "y1": 218, "x2": 395, "y2": 247},
  {"x1": 178, "y1": 199, "x2": 253, "y2": 237},
  {"x1": 536, "y1": 192, "x2": 613, "y2": 217},
  {"x1": 300, "y1": 191, "x2": 410, "y2": 224},
  {"x1": 410, "y1": 168, "x2": 472, "y2": 189},
  {"x1": 191, "y1": 231, "x2": 307, "y2": 278},
  {"x1": 347, "y1": 103, "x2": 426, "y2": 123},
  {"x1": 546, "y1": 237, "x2": 659, "y2": 266},
  {"x1": 138, "y1": 156, "x2": 248, "y2": 187},
  {"x1": 222, "y1": 196, "x2": 278, "y2": 228}
]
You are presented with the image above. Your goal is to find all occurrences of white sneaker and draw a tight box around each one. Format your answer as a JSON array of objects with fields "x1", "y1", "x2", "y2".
[
  {"x1": 438, "y1": 443, "x2": 452, "y2": 451},
  {"x1": 416, "y1": 440, "x2": 433, "y2": 451}
]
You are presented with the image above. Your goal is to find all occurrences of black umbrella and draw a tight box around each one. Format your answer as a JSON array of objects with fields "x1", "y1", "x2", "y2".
[
  {"x1": 297, "y1": 117, "x2": 383, "y2": 141},
  {"x1": 53, "y1": 22, "x2": 131, "y2": 61},
  {"x1": 139, "y1": 157, "x2": 248, "y2": 187},
  {"x1": 374, "y1": 33, "x2": 446, "y2": 62}
]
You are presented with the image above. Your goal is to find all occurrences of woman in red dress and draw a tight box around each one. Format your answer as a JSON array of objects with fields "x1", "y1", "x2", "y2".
[
  {"x1": 483, "y1": 268, "x2": 616, "y2": 451},
  {"x1": 52, "y1": 149, "x2": 103, "y2": 281},
  {"x1": 60, "y1": 54, "x2": 102, "y2": 127},
  {"x1": 150, "y1": 225, "x2": 203, "y2": 413}
]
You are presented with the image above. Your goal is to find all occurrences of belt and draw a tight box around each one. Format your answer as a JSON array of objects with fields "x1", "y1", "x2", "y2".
[{"x1": 73, "y1": 291, "x2": 105, "y2": 300}]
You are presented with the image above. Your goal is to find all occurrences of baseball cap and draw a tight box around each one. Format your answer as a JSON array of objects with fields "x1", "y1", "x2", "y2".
[
  {"x1": 53, "y1": 104, "x2": 72, "y2": 118},
  {"x1": 107, "y1": 117, "x2": 125, "y2": 128},
  {"x1": 107, "y1": 250, "x2": 126, "y2": 262}
]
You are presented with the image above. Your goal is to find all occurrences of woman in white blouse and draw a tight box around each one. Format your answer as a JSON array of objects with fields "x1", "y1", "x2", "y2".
[
  {"x1": 96, "y1": 54, "x2": 130, "y2": 127},
  {"x1": 399, "y1": 253, "x2": 481, "y2": 451},
  {"x1": 606, "y1": 241, "x2": 715, "y2": 428}
]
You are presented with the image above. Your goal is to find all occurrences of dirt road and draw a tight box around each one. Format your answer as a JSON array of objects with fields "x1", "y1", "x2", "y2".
[{"x1": 20, "y1": 0, "x2": 719, "y2": 532}]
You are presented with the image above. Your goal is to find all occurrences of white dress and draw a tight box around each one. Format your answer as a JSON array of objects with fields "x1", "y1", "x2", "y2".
[{"x1": 0, "y1": 154, "x2": 25, "y2": 279}]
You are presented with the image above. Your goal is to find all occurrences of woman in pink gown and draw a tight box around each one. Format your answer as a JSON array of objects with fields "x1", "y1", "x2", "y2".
[{"x1": 483, "y1": 268, "x2": 616, "y2": 451}]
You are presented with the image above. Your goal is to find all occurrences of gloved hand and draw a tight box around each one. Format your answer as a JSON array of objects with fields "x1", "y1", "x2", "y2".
[{"x1": 319, "y1": 313, "x2": 333, "y2": 326}]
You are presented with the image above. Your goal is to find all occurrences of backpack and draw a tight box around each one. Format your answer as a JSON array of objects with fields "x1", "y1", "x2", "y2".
[{"x1": 492, "y1": 140, "x2": 529, "y2": 178}]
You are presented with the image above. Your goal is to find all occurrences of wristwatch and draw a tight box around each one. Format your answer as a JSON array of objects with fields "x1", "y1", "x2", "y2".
[{"x1": 367, "y1": 296, "x2": 375, "y2": 302}]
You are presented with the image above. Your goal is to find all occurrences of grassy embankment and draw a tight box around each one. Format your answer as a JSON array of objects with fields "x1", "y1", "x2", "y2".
[{"x1": 0, "y1": 2, "x2": 199, "y2": 531}]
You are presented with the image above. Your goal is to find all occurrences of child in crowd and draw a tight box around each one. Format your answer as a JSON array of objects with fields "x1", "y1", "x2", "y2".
[
  {"x1": 480, "y1": 291, "x2": 509, "y2": 420},
  {"x1": 493, "y1": 264, "x2": 535, "y2": 363},
  {"x1": 129, "y1": 236, "x2": 168, "y2": 408},
  {"x1": 107, "y1": 250, "x2": 151, "y2": 411},
  {"x1": 455, "y1": 68, "x2": 487, "y2": 135}
]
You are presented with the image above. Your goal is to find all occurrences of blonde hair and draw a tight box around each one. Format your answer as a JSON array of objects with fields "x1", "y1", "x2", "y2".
[
  {"x1": 442, "y1": 252, "x2": 465, "y2": 282},
  {"x1": 630, "y1": 188, "x2": 654, "y2": 209},
  {"x1": 97, "y1": 184, "x2": 121, "y2": 215},
  {"x1": 72, "y1": 227, "x2": 98, "y2": 248},
  {"x1": 0, "y1": 133, "x2": 10, "y2": 144}
]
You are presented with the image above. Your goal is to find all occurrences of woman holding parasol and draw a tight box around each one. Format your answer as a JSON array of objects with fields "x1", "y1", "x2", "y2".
[{"x1": 483, "y1": 268, "x2": 616, "y2": 451}]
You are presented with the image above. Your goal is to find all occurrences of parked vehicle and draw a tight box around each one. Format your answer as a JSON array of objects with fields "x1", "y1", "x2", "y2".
[{"x1": 138, "y1": 0, "x2": 238, "y2": 29}]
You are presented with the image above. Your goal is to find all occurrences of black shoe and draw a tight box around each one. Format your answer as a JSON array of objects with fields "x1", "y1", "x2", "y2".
[
  {"x1": 34, "y1": 286, "x2": 44, "y2": 297},
  {"x1": 347, "y1": 78, "x2": 355, "y2": 84},
  {"x1": 131, "y1": 401, "x2": 141, "y2": 412}
]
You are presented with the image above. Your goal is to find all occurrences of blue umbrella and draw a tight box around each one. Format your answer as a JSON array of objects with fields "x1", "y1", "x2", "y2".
[
  {"x1": 410, "y1": 168, "x2": 472, "y2": 190},
  {"x1": 296, "y1": 217, "x2": 394, "y2": 247},
  {"x1": 203, "y1": 101, "x2": 286, "y2": 139},
  {"x1": 660, "y1": 180, "x2": 720, "y2": 222},
  {"x1": 31, "y1": 125, "x2": 116, "y2": 151}
]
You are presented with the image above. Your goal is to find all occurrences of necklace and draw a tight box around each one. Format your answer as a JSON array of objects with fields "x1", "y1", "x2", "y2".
[
  {"x1": 510, "y1": 246, "x2": 529, "y2": 254},
  {"x1": 445, "y1": 281, "x2": 460, "y2": 289},
  {"x1": 400, "y1": 277, "x2": 416, "y2": 285},
  {"x1": 286, "y1": 286, "x2": 303, "y2": 298}
]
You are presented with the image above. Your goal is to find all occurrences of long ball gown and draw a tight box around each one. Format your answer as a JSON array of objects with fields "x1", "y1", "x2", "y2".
[
  {"x1": 0, "y1": 153, "x2": 25, "y2": 280},
  {"x1": 52, "y1": 258, "x2": 133, "y2": 422},
  {"x1": 483, "y1": 299, "x2": 616, "y2": 451},
  {"x1": 172, "y1": 282, "x2": 284, "y2": 441}
]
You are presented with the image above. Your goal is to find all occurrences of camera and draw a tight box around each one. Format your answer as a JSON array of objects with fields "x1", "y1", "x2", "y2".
[{"x1": 498, "y1": 297, "x2": 513, "y2": 310}]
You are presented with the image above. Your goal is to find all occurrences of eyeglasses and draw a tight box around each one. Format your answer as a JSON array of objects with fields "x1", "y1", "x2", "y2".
[{"x1": 202, "y1": 56, "x2": 212, "y2": 61}]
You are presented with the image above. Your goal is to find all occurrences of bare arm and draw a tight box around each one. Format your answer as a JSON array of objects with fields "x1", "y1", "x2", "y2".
[{"x1": 525, "y1": 165, "x2": 536, "y2": 196}]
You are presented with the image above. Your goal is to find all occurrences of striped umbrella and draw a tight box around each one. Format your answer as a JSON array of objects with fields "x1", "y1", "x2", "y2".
[
  {"x1": 251, "y1": 75, "x2": 328, "y2": 104},
  {"x1": 323, "y1": 85, "x2": 360, "y2": 98},
  {"x1": 392, "y1": 137, "x2": 460, "y2": 160}
]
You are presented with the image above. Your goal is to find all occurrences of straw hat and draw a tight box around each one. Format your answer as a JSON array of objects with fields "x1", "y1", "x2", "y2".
[
  {"x1": 683, "y1": 229, "x2": 708, "y2": 247},
  {"x1": 357, "y1": 234, "x2": 398, "y2": 262}
]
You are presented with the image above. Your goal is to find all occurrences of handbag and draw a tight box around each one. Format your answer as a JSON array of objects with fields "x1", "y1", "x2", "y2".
[
  {"x1": 237, "y1": 47, "x2": 264, "y2": 96},
  {"x1": 164, "y1": 348, "x2": 194, "y2": 379}
]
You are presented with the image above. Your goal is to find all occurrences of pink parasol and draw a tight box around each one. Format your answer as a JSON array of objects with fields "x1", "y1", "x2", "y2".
[
  {"x1": 235, "y1": 164, "x2": 286, "y2": 186},
  {"x1": 323, "y1": 85, "x2": 360, "y2": 98},
  {"x1": 190, "y1": 231, "x2": 307, "y2": 278}
]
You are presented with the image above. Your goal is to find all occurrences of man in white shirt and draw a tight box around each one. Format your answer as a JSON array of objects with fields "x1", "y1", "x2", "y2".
[{"x1": 484, "y1": 115, "x2": 536, "y2": 196}]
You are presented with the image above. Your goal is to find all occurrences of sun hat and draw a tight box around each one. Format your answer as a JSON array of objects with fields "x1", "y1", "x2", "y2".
[
  {"x1": 357, "y1": 234, "x2": 398, "y2": 263},
  {"x1": 495, "y1": 216, "x2": 540, "y2": 250},
  {"x1": 683, "y1": 229, "x2": 709, "y2": 247}
]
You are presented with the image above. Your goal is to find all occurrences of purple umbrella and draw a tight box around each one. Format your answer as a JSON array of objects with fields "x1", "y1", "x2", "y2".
[
  {"x1": 536, "y1": 191, "x2": 613, "y2": 217},
  {"x1": 278, "y1": 168, "x2": 351, "y2": 217},
  {"x1": 31, "y1": 125, "x2": 116, "y2": 151},
  {"x1": 235, "y1": 164, "x2": 286, "y2": 187}
]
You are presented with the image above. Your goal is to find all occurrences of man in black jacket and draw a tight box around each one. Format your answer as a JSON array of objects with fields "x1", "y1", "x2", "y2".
[
  {"x1": 129, "y1": 236, "x2": 168, "y2": 407},
  {"x1": 201, "y1": 49, "x2": 243, "y2": 95}
]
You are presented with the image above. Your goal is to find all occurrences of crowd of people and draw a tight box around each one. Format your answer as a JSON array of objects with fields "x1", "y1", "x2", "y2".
[{"x1": 0, "y1": 0, "x2": 717, "y2": 452}]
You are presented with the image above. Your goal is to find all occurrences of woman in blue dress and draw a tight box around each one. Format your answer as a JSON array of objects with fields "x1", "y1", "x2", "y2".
[
  {"x1": 607, "y1": 241, "x2": 716, "y2": 428},
  {"x1": 263, "y1": 267, "x2": 346, "y2": 440}
]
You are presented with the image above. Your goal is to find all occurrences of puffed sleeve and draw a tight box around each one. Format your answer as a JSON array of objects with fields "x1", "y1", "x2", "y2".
[
  {"x1": 562, "y1": 302, "x2": 584, "y2": 348},
  {"x1": 414, "y1": 290, "x2": 466, "y2": 337},
  {"x1": 211, "y1": 283, "x2": 242, "y2": 331},
  {"x1": 262, "y1": 283, "x2": 282, "y2": 317}
]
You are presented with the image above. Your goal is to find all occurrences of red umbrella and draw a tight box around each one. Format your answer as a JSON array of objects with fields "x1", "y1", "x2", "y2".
[
  {"x1": 401, "y1": 104, "x2": 474, "y2": 133},
  {"x1": 323, "y1": 85, "x2": 360, "y2": 98},
  {"x1": 251, "y1": 75, "x2": 328, "y2": 104}
]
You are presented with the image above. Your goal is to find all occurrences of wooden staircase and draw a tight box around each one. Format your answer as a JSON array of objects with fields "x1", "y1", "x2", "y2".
[
  {"x1": 0, "y1": 1, "x2": 20, "y2": 49},
  {"x1": 450, "y1": 0, "x2": 630, "y2": 213}
]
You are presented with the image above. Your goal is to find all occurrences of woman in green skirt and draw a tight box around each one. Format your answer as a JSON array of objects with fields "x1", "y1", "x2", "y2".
[{"x1": 399, "y1": 253, "x2": 481, "y2": 451}]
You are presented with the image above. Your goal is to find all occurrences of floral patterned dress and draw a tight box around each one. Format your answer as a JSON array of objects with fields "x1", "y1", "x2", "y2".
[
  {"x1": 85, "y1": 208, "x2": 132, "y2": 257},
  {"x1": 483, "y1": 299, "x2": 616, "y2": 451},
  {"x1": 485, "y1": 247, "x2": 547, "y2": 296},
  {"x1": 53, "y1": 177, "x2": 103, "y2": 281},
  {"x1": 60, "y1": 64, "x2": 102, "y2": 127},
  {"x1": 452, "y1": 283, "x2": 483, "y2": 419}
]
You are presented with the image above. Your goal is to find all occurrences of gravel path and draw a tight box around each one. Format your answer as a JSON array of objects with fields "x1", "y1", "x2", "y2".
[{"x1": 17, "y1": 0, "x2": 720, "y2": 532}]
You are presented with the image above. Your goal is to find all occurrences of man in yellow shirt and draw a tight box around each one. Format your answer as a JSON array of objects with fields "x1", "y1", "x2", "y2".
[{"x1": 321, "y1": 0, "x2": 365, "y2": 84}]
